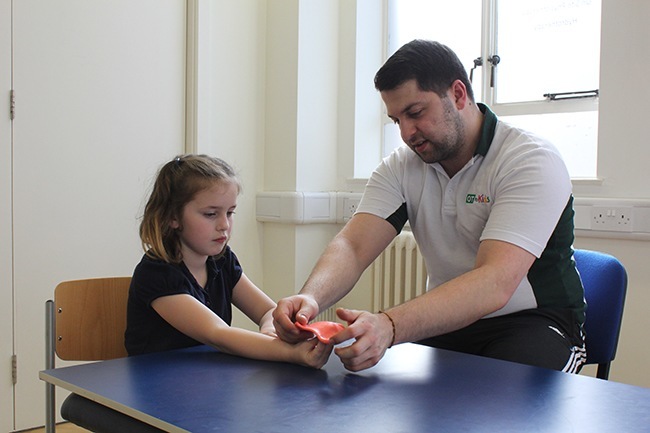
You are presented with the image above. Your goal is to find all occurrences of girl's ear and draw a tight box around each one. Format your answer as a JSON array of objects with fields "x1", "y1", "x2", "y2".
[{"x1": 170, "y1": 219, "x2": 180, "y2": 229}]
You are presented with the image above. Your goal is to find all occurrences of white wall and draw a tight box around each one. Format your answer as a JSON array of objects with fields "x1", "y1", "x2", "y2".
[
  {"x1": 577, "y1": 0, "x2": 650, "y2": 199},
  {"x1": 193, "y1": 0, "x2": 267, "y2": 329},
  {"x1": 571, "y1": 0, "x2": 650, "y2": 387},
  {"x1": 195, "y1": 0, "x2": 343, "y2": 327},
  {"x1": 262, "y1": 0, "x2": 343, "y2": 300}
]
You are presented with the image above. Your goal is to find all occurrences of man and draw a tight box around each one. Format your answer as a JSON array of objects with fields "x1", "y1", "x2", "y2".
[{"x1": 273, "y1": 40, "x2": 586, "y2": 373}]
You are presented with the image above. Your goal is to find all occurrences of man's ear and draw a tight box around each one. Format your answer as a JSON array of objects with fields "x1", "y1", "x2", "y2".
[{"x1": 450, "y1": 79, "x2": 468, "y2": 109}]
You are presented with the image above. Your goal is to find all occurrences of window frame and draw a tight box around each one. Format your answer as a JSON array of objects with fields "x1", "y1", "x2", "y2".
[
  {"x1": 377, "y1": 0, "x2": 601, "y2": 181},
  {"x1": 482, "y1": 0, "x2": 599, "y2": 120}
]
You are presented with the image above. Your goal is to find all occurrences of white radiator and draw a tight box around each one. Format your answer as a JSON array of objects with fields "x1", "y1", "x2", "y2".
[
  {"x1": 372, "y1": 231, "x2": 427, "y2": 311},
  {"x1": 317, "y1": 307, "x2": 338, "y2": 323},
  {"x1": 316, "y1": 231, "x2": 427, "y2": 322}
]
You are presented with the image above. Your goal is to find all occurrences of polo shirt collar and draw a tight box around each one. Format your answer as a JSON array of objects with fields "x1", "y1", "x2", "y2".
[{"x1": 474, "y1": 103, "x2": 498, "y2": 157}]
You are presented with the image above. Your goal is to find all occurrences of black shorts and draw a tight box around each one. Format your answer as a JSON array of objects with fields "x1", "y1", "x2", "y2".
[{"x1": 417, "y1": 308, "x2": 586, "y2": 372}]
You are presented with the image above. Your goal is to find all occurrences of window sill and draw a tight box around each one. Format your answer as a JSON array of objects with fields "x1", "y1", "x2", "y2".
[{"x1": 571, "y1": 177, "x2": 604, "y2": 187}]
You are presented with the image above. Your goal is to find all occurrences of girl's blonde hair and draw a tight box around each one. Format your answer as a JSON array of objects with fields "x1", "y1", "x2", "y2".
[{"x1": 140, "y1": 154, "x2": 241, "y2": 263}]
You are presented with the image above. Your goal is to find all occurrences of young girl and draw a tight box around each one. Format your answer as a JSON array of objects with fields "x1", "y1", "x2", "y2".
[{"x1": 124, "y1": 154, "x2": 332, "y2": 369}]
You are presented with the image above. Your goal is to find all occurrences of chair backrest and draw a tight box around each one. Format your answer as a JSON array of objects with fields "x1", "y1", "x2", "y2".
[
  {"x1": 54, "y1": 277, "x2": 131, "y2": 361},
  {"x1": 45, "y1": 277, "x2": 131, "y2": 433},
  {"x1": 573, "y1": 249, "x2": 627, "y2": 379}
]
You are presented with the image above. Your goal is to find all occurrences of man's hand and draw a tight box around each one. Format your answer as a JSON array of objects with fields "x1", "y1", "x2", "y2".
[
  {"x1": 329, "y1": 308, "x2": 395, "y2": 372},
  {"x1": 272, "y1": 294, "x2": 320, "y2": 343}
]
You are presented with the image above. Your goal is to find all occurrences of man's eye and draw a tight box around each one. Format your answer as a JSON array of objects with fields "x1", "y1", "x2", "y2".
[{"x1": 407, "y1": 110, "x2": 422, "y2": 118}]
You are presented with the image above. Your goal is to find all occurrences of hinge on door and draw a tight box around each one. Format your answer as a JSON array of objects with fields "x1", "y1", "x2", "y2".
[
  {"x1": 12, "y1": 354, "x2": 17, "y2": 385},
  {"x1": 10, "y1": 89, "x2": 16, "y2": 120}
]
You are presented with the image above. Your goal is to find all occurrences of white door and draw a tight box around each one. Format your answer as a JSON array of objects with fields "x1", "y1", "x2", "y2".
[
  {"x1": 0, "y1": 0, "x2": 14, "y2": 432},
  {"x1": 5, "y1": 1, "x2": 186, "y2": 430}
]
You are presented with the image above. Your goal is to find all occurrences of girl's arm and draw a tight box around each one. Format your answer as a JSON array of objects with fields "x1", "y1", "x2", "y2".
[
  {"x1": 151, "y1": 292, "x2": 331, "y2": 369},
  {"x1": 231, "y1": 273, "x2": 276, "y2": 336}
]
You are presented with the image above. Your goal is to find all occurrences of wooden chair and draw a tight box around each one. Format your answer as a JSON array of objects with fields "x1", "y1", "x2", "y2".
[
  {"x1": 45, "y1": 277, "x2": 167, "y2": 432},
  {"x1": 45, "y1": 277, "x2": 131, "y2": 432}
]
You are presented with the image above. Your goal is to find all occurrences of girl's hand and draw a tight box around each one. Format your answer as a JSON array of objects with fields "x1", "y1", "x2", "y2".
[
  {"x1": 259, "y1": 309, "x2": 277, "y2": 337},
  {"x1": 292, "y1": 338, "x2": 333, "y2": 369}
]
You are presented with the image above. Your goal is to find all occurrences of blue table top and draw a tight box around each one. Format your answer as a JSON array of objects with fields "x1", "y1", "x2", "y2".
[{"x1": 41, "y1": 343, "x2": 650, "y2": 433}]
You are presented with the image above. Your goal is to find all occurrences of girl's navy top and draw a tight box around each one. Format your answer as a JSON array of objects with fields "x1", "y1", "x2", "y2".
[{"x1": 124, "y1": 246, "x2": 242, "y2": 355}]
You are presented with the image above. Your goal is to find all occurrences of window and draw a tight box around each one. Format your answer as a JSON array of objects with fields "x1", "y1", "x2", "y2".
[{"x1": 385, "y1": 0, "x2": 601, "y2": 178}]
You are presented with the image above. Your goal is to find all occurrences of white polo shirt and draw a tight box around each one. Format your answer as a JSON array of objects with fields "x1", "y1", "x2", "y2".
[{"x1": 358, "y1": 104, "x2": 584, "y2": 320}]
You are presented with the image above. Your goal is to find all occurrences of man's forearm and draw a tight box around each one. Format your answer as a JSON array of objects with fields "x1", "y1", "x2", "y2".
[
  {"x1": 299, "y1": 237, "x2": 365, "y2": 311},
  {"x1": 299, "y1": 213, "x2": 398, "y2": 312}
]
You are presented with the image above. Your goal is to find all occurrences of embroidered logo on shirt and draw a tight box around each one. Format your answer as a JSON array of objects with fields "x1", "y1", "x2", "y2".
[{"x1": 465, "y1": 194, "x2": 491, "y2": 204}]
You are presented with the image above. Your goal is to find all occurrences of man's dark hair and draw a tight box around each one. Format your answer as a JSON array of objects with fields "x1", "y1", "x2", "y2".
[{"x1": 374, "y1": 40, "x2": 475, "y2": 101}]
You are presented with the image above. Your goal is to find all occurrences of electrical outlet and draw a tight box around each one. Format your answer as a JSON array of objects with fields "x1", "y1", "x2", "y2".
[
  {"x1": 590, "y1": 206, "x2": 634, "y2": 232},
  {"x1": 343, "y1": 197, "x2": 360, "y2": 220},
  {"x1": 336, "y1": 192, "x2": 363, "y2": 223}
]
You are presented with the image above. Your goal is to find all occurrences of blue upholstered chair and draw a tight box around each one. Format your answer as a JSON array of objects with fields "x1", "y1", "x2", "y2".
[{"x1": 574, "y1": 249, "x2": 628, "y2": 380}]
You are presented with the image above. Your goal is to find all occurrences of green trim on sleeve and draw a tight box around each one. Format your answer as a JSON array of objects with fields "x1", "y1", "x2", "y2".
[{"x1": 386, "y1": 202, "x2": 408, "y2": 234}]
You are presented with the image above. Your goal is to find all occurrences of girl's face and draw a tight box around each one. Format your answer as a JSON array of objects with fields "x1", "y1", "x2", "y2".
[{"x1": 171, "y1": 181, "x2": 238, "y2": 265}]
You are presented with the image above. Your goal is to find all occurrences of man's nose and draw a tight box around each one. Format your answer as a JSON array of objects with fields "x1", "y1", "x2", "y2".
[{"x1": 400, "y1": 120, "x2": 417, "y2": 145}]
